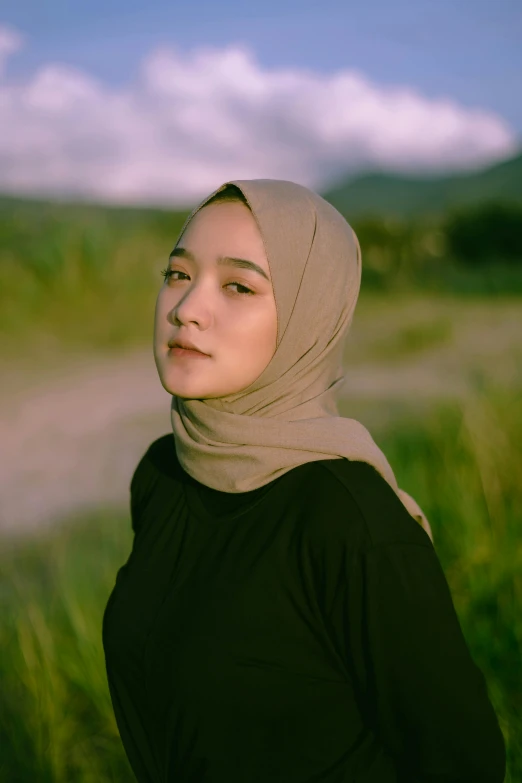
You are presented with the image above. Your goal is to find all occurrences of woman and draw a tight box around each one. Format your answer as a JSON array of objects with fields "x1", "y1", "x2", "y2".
[{"x1": 102, "y1": 180, "x2": 505, "y2": 783}]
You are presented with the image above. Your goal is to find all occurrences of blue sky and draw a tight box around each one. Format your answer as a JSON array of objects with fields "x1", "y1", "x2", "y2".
[{"x1": 1, "y1": 0, "x2": 520, "y2": 204}]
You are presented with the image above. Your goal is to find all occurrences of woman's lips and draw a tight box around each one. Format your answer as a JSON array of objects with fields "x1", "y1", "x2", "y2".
[{"x1": 168, "y1": 345, "x2": 210, "y2": 359}]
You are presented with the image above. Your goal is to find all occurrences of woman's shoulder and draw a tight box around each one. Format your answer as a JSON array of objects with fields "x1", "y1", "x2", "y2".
[
  {"x1": 128, "y1": 434, "x2": 184, "y2": 533},
  {"x1": 312, "y1": 458, "x2": 431, "y2": 551},
  {"x1": 142, "y1": 432, "x2": 179, "y2": 470},
  {"x1": 131, "y1": 433, "x2": 181, "y2": 493}
]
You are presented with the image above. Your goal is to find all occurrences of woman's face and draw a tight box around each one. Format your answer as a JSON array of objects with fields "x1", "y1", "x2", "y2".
[{"x1": 154, "y1": 201, "x2": 278, "y2": 400}]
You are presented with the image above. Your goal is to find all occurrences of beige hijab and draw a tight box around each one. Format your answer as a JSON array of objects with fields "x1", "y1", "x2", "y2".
[{"x1": 170, "y1": 179, "x2": 434, "y2": 544}]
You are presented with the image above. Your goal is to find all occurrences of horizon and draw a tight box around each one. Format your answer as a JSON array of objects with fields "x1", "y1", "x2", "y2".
[{"x1": 1, "y1": 147, "x2": 520, "y2": 212}]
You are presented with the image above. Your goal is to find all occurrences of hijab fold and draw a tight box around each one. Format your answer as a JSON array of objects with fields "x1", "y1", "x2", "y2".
[{"x1": 170, "y1": 179, "x2": 434, "y2": 544}]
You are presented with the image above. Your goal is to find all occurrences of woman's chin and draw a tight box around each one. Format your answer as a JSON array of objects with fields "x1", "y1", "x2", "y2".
[
  {"x1": 161, "y1": 376, "x2": 217, "y2": 400},
  {"x1": 165, "y1": 383, "x2": 207, "y2": 400},
  {"x1": 157, "y1": 366, "x2": 251, "y2": 400}
]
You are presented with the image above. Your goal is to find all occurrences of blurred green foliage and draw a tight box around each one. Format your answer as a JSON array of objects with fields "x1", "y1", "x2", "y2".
[
  {"x1": 0, "y1": 194, "x2": 521, "y2": 358},
  {"x1": 0, "y1": 198, "x2": 190, "y2": 356},
  {"x1": 0, "y1": 381, "x2": 520, "y2": 782},
  {"x1": 350, "y1": 202, "x2": 522, "y2": 294},
  {"x1": 444, "y1": 202, "x2": 522, "y2": 265}
]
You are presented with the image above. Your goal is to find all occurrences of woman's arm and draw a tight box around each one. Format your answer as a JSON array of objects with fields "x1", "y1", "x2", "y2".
[{"x1": 357, "y1": 541, "x2": 506, "y2": 783}]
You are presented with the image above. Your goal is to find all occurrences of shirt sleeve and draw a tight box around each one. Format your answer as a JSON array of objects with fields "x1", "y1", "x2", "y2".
[{"x1": 349, "y1": 541, "x2": 506, "y2": 783}]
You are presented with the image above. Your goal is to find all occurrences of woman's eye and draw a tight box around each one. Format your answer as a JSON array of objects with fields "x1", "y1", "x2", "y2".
[
  {"x1": 160, "y1": 268, "x2": 179, "y2": 281},
  {"x1": 159, "y1": 269, "x2": 254, "y2": 296}
]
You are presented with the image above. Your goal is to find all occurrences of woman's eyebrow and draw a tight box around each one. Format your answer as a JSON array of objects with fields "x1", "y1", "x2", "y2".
[{"x1": 169, "y1": 246, "x2": 270, "y2": 282}]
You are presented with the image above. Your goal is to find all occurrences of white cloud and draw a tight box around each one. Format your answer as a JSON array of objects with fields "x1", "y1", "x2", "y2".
[{"x1": 0, "y1": 23, "x2": 518, "y2": 205}]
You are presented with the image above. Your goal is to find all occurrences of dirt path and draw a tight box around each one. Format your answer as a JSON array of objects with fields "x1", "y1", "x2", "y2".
[
  {"x1": 1, "y1": 301, "x2": 521, "y2": 542},
  {"x1": 0, "y1": 349, "x2": 172, "y2": 540}
]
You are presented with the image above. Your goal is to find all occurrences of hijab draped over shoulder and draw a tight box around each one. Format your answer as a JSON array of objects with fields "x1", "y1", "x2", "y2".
[{"x1": 170, "y1": 179, "x2": 434, "y2": 543}]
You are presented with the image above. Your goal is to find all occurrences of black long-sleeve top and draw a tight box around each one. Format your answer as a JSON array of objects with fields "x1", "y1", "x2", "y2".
[{"x1": 102, "y1": 433, "x2": 506, "y2": 783}]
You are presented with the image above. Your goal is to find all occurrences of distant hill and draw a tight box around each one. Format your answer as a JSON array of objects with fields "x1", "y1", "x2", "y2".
[
  {"x1": 320, "y1": 151, "x2": 522, "y2": 220},
  {"x1": 1, "y1": 149, "x2": 521, "y2": 223}
]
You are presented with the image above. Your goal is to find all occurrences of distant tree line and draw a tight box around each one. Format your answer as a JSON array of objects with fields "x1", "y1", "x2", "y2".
[
  {"x1": 444, "y1": 202, "x2": 522, "y2": 265},
  {"x1": 350, "y1": 201, "x2": 522, "y2": 272},
  {"x1": 346, "y1": 200, "x2": 522, "y2": 293}
]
